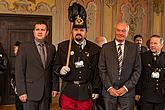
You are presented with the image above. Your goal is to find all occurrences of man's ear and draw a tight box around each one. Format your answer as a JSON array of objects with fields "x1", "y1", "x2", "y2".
[{"x1": 46, "y1": 31, "x2": 49, "y2": 36}]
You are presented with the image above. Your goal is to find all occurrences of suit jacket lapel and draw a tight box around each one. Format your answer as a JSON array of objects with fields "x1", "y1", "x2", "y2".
[
  {"x1": 45, "y1": 43, "x2": 51, "y2": 68},
  {"x1": 122, "y1": 41, "x2": 129, "y2": 66},
  {"x1": 112, "y1": 41, "x2": 119, "y2": 61},
  {"x1": 31, "y1": 41, "x2": 44, "y2": 67}
]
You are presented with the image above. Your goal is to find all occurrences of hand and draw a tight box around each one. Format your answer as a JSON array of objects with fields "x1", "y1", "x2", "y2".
[
  {"x1": 52, "y1": 91, "x2": 58, "y2": 97},
  {"x1": 108, "y1": 87, "x2": 119, "y2": 97},
  {"x1": 135, "y1": 95, "x2": 141, "y2": 101},
  {"x1": 92, "y1": 94, "x2": 99, "y2": 100},
  {"x1": 19, "y1": 94, "x2": 27, "y2": 102},
  {"x1": 117, "y1": 86, "x2": 127, "y2": 96},
  {"x1": 60, "y1": 66, "x2": 70, "y2": 75}
]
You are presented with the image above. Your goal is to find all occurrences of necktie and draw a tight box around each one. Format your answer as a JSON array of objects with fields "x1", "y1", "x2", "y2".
[
  {"x1": 138, "y1": 45, "x2": 141, "y2": 53},
  {"x1": 118, "y1": 44, "x2": 123, "y2": 80},
  {"x1": 39, "y1": 43, "x2": 46, "y2": 68}
]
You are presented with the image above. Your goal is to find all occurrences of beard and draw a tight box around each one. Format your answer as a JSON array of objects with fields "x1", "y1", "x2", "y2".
[{"x1": 75, "y1": 34, "x2": 83, "y2": 42}]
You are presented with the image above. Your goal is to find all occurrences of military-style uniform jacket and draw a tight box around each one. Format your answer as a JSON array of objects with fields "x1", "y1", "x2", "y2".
[
  {"x1": 54, "y1": 39, "x2": 101, "y2": 100},
  {"x1": 137, "y1": 50, "x2": 165, "y2": 103}
]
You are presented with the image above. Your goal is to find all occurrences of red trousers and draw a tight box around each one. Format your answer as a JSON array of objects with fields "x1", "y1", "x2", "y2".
[{"x1": 61, "y1": 94, "x2": 92, "y2": 110}]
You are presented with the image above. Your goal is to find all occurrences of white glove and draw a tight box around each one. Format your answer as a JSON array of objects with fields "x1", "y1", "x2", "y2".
[
  {"x1": 60, "y1": 66, "x2": 70, "y2": 75},
  {"x1": 92, "y1": 94, "x2": 99, "y2": 100}
]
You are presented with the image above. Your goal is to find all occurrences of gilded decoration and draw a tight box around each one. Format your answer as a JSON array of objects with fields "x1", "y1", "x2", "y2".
[
  {"x1": 128, "y1": 0, "x2": 139, "y2": 7},
  {"x1": 121, "y1": 2, "x2": 145, "y2": 40},
  {"x1": 105, "y1": 0, "x2": 114, "y2": 7},
  {"x1": 153, "y1": 0, "x2": 163, "y2": 14},
  {"x1": 86, "y1": 2, "x2": 96, "y2": 30},
  {"x1": 0, "y1": 0, "x2": 56, "y2": 13}
]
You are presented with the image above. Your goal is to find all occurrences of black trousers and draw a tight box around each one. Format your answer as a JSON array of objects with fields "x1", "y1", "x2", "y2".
[
  {"x1": 102, "y1": 86, "x2": 135, "y2": 110},
  {"x1": 15, "y1": 95, "x2": 23, "y2": 110},
  {"x1": 135, "y1": 100, "x2": 141, "y2": 110},
  {"x1": 141, "y1": 100, "x2": 164, "y2": 110}
]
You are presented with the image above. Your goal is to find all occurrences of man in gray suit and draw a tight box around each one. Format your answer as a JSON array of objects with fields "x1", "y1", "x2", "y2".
[
  {"x1": 98, "y1": 22, "x2": 141, "y2": 110},
  {"x1": 15, "y1": 21, "x2": 59, "y2": 110}
]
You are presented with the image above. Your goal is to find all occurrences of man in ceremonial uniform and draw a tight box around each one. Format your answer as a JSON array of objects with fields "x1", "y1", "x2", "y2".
[
  {"x1": 137, "y1": 35, "x2": 165, "y2": 110},
  {"x1": 53, "y1": 2, "x2": 101, "y2": 110}
]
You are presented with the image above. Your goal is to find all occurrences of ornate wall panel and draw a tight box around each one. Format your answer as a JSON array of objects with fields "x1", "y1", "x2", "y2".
[{"x1": 115, "y1": 0, "x2": 149, "y2": 44}]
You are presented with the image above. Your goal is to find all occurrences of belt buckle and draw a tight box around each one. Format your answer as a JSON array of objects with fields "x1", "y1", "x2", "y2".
[{"x1": 73, "y1": 81, "x2": 79, "y2": 85}]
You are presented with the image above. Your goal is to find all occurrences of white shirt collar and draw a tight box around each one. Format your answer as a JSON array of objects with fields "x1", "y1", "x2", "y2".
[
  {"x1": 115, "y1": 40, "x2": 125, "y2": 46},
  {"x1": 74, "y1": 39, "x2": 86, "y2": 49}
]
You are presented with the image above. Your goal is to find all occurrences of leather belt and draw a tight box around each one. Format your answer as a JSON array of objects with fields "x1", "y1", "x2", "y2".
[{"x1": 72, "y1": 80, "x2": 88, "y2": 85}]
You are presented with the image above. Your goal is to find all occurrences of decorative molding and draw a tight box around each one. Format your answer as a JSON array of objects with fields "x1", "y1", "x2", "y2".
[
  {"x1": 0, "y1": 0, "x2": 56, "y2": 14},
  {"x1": 128, "y1": 0, "x2": 139, "y2": 7},
  {"x1": 153, "y1": 0, "x2": 163, "y2": 14},
  {"x1": 86, "y1": 2, "x2": 96, "y2": 29},
  {"x1": 121, "y1": 4, "x2": 144, "y2": 40},
  {"x1": 105, "y1": 0, "x2": 115, "y2": 8},
  {"x1": 86, "y1": 2, "x2": 97, "y2": 41}
]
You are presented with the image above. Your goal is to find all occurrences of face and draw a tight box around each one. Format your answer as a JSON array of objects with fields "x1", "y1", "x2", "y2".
[
  {"x1": 72, "y1": 28, "x2": 86, "y2": 42},
  {"x1": 13, "y1": 46, "x2": 19, "y2": 55},
  {"x1": 134, "y1": 37, "x2": 143, "y2": 45},
  {"x1": 115, "y1": 23, "x2": 129, "y2": 43},
  {"x1": 33, "y1": 24, "x2": 49, "y2": 43},
  {"x1": 150, "y1": 37, "x2": 163, "y2": 54}
]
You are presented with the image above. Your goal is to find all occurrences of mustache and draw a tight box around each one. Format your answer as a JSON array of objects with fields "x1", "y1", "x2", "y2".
[{"x1": 76, "y1": 34, "x2": 82, "y2": 37}]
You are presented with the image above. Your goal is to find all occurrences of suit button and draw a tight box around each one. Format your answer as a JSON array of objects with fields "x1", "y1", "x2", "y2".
[
  {"x1": 79, "y1": 76, "x2": 82, "y2": 79},
  {"x1": 156, "y1": 80, "x2": 159, "y2": 82},
  {"x1": 79, "y1": 71, "x2": 82, "y2": 73},
  {"x1": 156, "y1": 83, "x2": 159, "y2": 86},
  {"x1": 156, "y1": 87, "x2": 158, "y2": 90}
]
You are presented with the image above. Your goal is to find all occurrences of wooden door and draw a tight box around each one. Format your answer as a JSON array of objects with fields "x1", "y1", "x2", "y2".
[{"x1": 0, "y1": 14, "x2": 52, "y2": 104}]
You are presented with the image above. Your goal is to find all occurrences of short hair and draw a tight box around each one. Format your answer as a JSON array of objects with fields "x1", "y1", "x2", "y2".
[
  {"x1": 33, "y1": 20, "x2": 49, "y2": 31},
  {"x1": 150, "y1": 35, "x2": 164, "y2": 45},
  {"x1": 115, "y1": 22, "x2": 130, "y2": 32},
  {"x1": 133, "y1": 34, "x2": 143, "y2": 41},
  {"x1": 14, "y1": 41, "x2": 21, "y2": 46}
]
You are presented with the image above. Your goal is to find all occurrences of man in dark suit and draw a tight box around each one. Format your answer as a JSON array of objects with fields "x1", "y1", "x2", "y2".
[
  {"x1": 53, "y1": 2, "x2": 101, "y2": 110},
  {"x1": 11, "y1": 41, "x2": 23, "y2": 110},
  {"x1": 0, "y1": 43, "x2": 8, "y2": 103},
  {"x1": 15, "y1": 21, "x2": 59, "y2": 110},
  {"x1": 133, "y1": 34, "x2": 147, "y2": 110},
  {"x1": 98, "y1": 22, "x2": 141, "y2": 110},
  {"x1": 137, "y1": 35, "x2": 165, "y2": 110},
  {"x1": 133, "y1": 34, "x2": 147, "y2": 53}
]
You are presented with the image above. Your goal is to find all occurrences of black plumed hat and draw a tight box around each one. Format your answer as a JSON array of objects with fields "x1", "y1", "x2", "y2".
[{"x1": 68, "y1": 2, "x2": 87, "y2": 30}]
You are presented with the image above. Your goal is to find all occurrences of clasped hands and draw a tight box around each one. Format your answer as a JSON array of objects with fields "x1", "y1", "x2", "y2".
[{"x1": 108, "y1": 87, "x2": 127, "y2": 97}]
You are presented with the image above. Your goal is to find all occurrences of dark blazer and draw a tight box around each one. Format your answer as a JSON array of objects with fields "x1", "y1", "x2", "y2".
[
  {"x1": 137, "y1": 50, "x2": 165, "y2": 103},
  {"x1": 99, "y1": 40, "x2": 141, "y2": 97},
  {"x1": 54, "y1": 39, "x2": 101, "y2": 100},
  {"x1": 141, "y1": 46, "x2": 147, "y2": 53},
  {"x1": 15, "y1": 40, "x2": 59, "y2": 101}
]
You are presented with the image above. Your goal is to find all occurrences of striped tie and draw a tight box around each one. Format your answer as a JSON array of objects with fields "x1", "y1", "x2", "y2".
[{"x1": 118, "y1": 44, "x2": 123, "y2": 80}]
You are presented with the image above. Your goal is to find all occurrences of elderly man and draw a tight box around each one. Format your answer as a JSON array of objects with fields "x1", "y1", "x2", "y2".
[{"x1": 99, "y1": 22, "x2": 141, "y2": 110}]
